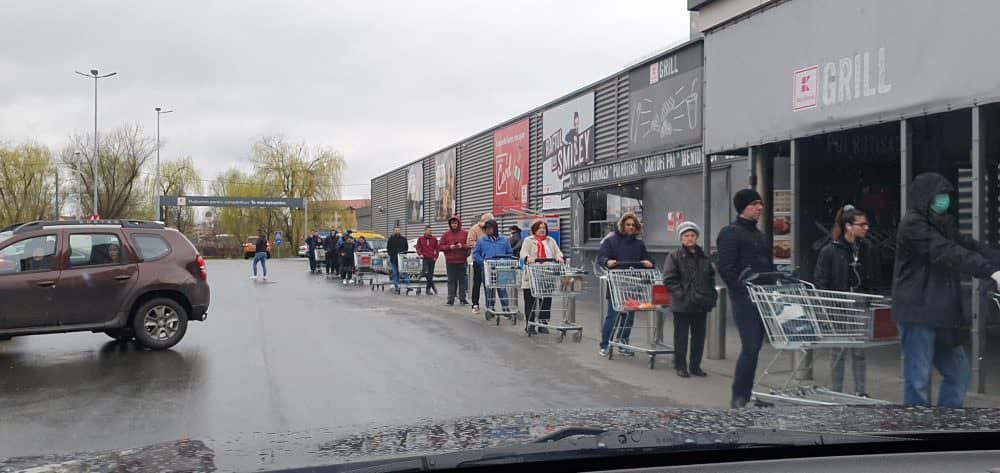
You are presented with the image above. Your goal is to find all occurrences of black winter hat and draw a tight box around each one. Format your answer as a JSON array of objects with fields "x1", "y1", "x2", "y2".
[{"x1": 733, "y1": 188, "x2": 763, "y2": 213}]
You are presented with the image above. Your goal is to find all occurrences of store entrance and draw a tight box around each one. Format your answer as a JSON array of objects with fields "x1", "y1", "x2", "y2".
[{"x1": 799, "y1": 123, "x2": 901, "y2": 289}]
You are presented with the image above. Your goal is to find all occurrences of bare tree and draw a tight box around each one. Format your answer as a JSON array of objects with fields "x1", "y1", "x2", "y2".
[
  {"x1": 158, "y1": 156, "x2": 204, "y2": 233},
  {"x1": 0, "y1": 142, "x2": 56, "y2": 227},
  {"x1": 62, "y1": 123, "x2": 155, "y2": 218}
]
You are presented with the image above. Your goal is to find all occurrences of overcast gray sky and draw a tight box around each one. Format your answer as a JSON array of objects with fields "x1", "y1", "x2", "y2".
[{"x1": 0, "y1": 1, "x2": 690, "y2": 199}]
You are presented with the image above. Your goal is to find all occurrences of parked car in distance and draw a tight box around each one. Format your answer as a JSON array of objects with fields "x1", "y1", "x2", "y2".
[
  {"x1": 0, "y1": 219, "x2": 210, "y2": 350},
  {"x1": 243, "y1": 236, "x2": 271, "y2": 259}
]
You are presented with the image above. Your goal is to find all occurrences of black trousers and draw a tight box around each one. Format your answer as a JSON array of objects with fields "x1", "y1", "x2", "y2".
[
  {"x1": 308, "y1": 251, "x2": 317, "y2": 271},
  {"x1": 673, "y1": 311, "x2": 707, "y2": 370},
  {"x1": 422, "y1": 258, "x2": 437, "y2": 291},
  {"x1": 471, "y1": 262, "x2": 484, "y2": 306},
  {"x1": 446, "y1": 263, "x2": 468, "y2": 303},
  {"x1": 523, "y1": 289, "x2": 552, "y2": 322},
  {"x1": 340, "y1": 261, "x2": 354, "y2": 280},
  {"x1": 731, "y1": 296, "x2": 766, "y2": 403},
  {"x1": 325, "y1": 252, "x2": 337, "y2": 274}
]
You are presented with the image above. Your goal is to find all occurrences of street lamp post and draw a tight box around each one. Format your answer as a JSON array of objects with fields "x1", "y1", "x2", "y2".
[
  {"x1": 155, "y1": 107, "x2": 174, "y2": 221},
  {"x1": 75, "y1": 68, "x2": 117, "y2": 218}
]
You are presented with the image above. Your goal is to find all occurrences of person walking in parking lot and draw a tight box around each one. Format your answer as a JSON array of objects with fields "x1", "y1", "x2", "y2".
[
  {"x1": 251, "y1": 229, "x2": 269, "y2": 281},
  {"x1": 663, "y1": 221, "x2": 717, "y2": 378},
  {"x1": 416, "y1": 225, "x2": 440, "y2": 295},
  {"x1": 893, "y1": 172, "x2": 1000, "y2": 408},
  {"x1": 467, "y1": 212, "x2": 494, "y2": 314},
  {"x1": 521, "y1": 219, "x2": 563, "y2": 334},
  {"x1": 440, "y1": 216, "x2": 470, "y2": 306},
  {"x1": 717, "y1": 188, "x2": 773, "y2": 408},
  {"x1": 598, "y1": 212, "x2": 653, "y2": 357},
  {"x1": 387, "y1": 227, "x2": 409, "y2": 294},
  {"x1": 306, "y1": 229, "x2": 321, "y2": 273}
]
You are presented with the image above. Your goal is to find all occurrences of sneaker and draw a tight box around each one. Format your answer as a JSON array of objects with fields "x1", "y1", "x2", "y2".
[
  {"x1": 537, "y1": 327, "x2": 549, "y2": 334},
  {"x1": 855, "y1": 392, "x2": 870, "y2": 398},
  {"x1": 599, "y1": 348, "x2": 609, "y2": 357},
  {"x1": 689, "y1": 367, "x2": 707, "y2": 377},
  {"x1": 262, "y1": 276, "x2": 268, "y2": 282},
  {"x1": 618, "y1": 348, "x2": 635, "y2": 357},
  {"x1": 460, "y1": 300, "x2": 470, "y2": 306},
  {"x1": 676, "y1": 367, "x2": 690, "y2": 378},
  {"x1": 250, "y1": 275, "x2": 257, "y2": 280},
  {"x1": 751, "y1": 398, "x2": 775, "y2": 408},
  {"x1": 472, "y1": 305, "x2": 481, "y2": 314}
]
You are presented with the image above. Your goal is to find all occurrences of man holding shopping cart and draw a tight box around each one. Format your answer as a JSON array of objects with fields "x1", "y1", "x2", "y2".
[
  {"x1": 597, "y1": 212, "x2": 654, "y2": 358},
  {"x1": 893, "y1": 172, "x2": 1000, "y2": 408},
  {"x1": 387, "y1": 227, "x2": 409, "y2": 294},
  {"x1": 717, "y1": 189, "x2": 773, "y2": 409}
]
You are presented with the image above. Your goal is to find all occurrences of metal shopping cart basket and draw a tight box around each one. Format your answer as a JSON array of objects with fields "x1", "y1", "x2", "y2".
[
  {"x1": 355, "y1": 251, "x2": 383, "y2": 289},
  {"x1": 525, "y1": 260, "x2": 586, "y2": 342},
  {"x1": 604, "y1": 265, "x2": 673, "y2": 369},
  {"x1": 746, "y1": 272, "x2": 896, "y2": 406},
  {"x1": 483, "y1": 257, "x2": 521, "y2": 325},
  {"x1": 397, "y1": 252, "x2": 424, "y2": 295}
]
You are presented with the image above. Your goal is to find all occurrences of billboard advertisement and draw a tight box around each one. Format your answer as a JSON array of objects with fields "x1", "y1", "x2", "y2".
[
  {"x1": 407, "y1": 162, "x2": 424, "y2": 223},
  {"x1": 629, "y1": 42, "x2": 703, "y2": 156},
  {"x1": 542, "y1": 93, "x2": 595, "y2": 210},
  {"x1": 493, "y1": 119, "x2": 530, "y2": 215},
  {"x1": 433, "y1": 148, "x2": 457, "y2": 221}
]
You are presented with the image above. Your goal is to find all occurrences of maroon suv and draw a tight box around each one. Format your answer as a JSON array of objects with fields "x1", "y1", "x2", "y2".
[{"x1": 0, "y1": 219, "x2": 209, "y2": 350}]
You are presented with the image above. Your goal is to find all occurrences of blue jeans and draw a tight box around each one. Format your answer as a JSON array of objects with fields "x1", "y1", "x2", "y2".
[
  {"x1": 900, "y1": 323, "x2": 971, "y2": 408},
  {"x1": 252, "y1": 252, "x2": 268, "y2": 276},
  {"x1": 391, "y1": 260, "x2": 411, "y2": 289},
  {"x1": 600, "y1": 300, "x2": 635, "y2": 350},
  {"x1": 485, "y1": 288, "x2": 509, "y2": 311}
]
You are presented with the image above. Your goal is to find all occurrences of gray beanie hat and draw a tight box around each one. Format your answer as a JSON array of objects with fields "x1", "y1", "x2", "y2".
[{"x1": 677, "y1": 221, "x2": 701, "y2": 240}]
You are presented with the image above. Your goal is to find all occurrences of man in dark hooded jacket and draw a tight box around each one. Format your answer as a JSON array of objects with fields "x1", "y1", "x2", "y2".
[{"x1": 893, "y1": 172, "x2": 1000, "y2": 408}]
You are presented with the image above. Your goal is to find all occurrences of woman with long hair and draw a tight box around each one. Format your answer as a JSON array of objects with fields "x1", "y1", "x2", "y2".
[{"x1": 813, "y1": 204, "x2": 878, "y2": 397}]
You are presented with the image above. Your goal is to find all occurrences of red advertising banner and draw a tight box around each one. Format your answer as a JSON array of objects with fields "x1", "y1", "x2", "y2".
[{"x1": 493, "y1": 119, "x2": 530, "y2": 215}]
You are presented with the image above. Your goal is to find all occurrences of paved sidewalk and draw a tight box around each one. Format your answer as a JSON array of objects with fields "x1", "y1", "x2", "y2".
[{"x1": 394, "y1": 269, "x2": 1000, "y2": 409}]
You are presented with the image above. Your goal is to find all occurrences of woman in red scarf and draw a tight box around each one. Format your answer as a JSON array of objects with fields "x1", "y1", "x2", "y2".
[{"x1": 519, "y1": 220, "x2": 564, "y2": 334}]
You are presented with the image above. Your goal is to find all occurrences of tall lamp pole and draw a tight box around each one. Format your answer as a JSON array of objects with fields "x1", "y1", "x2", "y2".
[
  {"x1": 75, "y1": 68, "x2": 117, "y2": 218},
  {"x1": 155, "y1": 107, "x2": 173, "y2": 221}
]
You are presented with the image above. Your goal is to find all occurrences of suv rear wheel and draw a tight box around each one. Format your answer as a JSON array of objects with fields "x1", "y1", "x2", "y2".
[{"x1": 132, "y1": 298, "x2": 189, "y2": 350}]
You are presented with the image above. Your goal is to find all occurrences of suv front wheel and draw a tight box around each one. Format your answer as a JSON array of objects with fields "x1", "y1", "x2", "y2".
[{"x1": 132, "y1": 298, "x2": 189, "y2": 350}]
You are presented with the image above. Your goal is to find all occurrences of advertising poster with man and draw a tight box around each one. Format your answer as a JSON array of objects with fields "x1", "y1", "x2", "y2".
[
  {"x1": 493, "y1": 119, "x2": 530, "y2": 215},
  {"x1": 434, "y1": 148, "x2": 457, "y2": 221},
  {"x1": 542, "y1": 93, "x2": 594, "y2": 209},
  {"x1": 407, "y1": 162, "x2": 424, "y2": 223}
]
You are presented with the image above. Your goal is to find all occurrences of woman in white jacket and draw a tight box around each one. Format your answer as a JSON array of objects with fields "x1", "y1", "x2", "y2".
[{"x1": 520, "y1": 220, "x2": 564, "y2": 334}]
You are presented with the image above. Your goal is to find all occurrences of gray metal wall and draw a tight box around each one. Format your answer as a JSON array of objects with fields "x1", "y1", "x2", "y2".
[
  {"x1": 457, "y1": 133, "x2": 494, "y2": 225},
  {"x1": 594, "y1": 73, "x2": 630, "y2": 163},
  {"x1": 387, "y1": 168, "x2": 407, "y2": 235},
  {"x1": 371, "y1": 176, "x2": 388, "y2": 235}
]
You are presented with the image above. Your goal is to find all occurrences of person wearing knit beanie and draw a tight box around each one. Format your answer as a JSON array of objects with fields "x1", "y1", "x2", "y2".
[
  {"x1": 733, "y1": 188, "x2": 763, "y2": 215},
  {"x1": 676, "y1": 221, "x2": 701, "y2": 240}
]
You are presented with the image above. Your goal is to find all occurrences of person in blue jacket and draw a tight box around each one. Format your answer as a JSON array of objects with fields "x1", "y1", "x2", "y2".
[
  {"x1": 597, "y1": 212, "x2": 654, "y2": 358},
  {"x1": 473, "y1": 220, "x2": 513, "y2": 314}
]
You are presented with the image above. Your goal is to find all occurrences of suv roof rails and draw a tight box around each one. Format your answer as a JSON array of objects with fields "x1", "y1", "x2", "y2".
[{"x1": 12, "y1": 219, "x2": 166, "y2": 234}]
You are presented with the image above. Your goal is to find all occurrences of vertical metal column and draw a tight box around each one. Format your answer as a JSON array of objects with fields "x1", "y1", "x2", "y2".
[
  {"x1": 900, "y1": 119, "x2": 913, "y2": 217},
  {"x1": 971, "y1": 106, "x2": 988, "y2": 394}
]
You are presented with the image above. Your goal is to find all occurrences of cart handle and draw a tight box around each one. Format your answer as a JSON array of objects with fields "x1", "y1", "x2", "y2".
[
  {"x1": 743, "y1": 271, "x2": 801, "y2": 284},
  {"x1": 485, "y1": 255, "x2": 519, "y2": 260},
  {"x1": 607, "y1": 261, "x2": 654, "y2": 269}
]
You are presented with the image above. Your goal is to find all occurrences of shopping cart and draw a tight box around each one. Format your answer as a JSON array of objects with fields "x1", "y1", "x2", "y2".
[
  {"x1": 355, "y1": 251, "x2": 383, "y2": 290},
  {"x1": 397, "y1": 252, "x2": 423, "y2": 295},
  {"x1": 483, "y1": 257, "x2": 521, "y2": 325},
  {"x1": 604, "y1": 264, "x2": 673, "y2": 368},
  {"x1": 313, "y1": 248, "x2": 326, "y2": 274},
  {"x1": 746, "y1": 272, "x2": 896, "y2": 406},
  {"x1": 524, "y1": 260, "x2": 585, "y2": 342}
]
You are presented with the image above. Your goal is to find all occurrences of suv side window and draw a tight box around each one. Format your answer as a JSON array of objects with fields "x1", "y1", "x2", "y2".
[
  {"x1": 0, "y1": 235, "x2": 58, "y2": 275},
  {"x1": 69, "y1": 233, "x2": 128, "y2": 268},
  {"x1": 132, "y1": 234, "x2": 171, "y2": 261}
]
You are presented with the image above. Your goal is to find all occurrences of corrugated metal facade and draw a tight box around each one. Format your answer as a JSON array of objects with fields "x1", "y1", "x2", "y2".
[
  {"x1": 371, "y1": 176, "x2": 388, "y2": 235},
  {"x1": 594, "y1": 73, "x2": 629, "y2": 162},
  {"x1": 387, "y1": 168, "x2": 407, "y2": 235},
  {"x1": 457, "y1": 133, "x2": 493, "y2": 223}
]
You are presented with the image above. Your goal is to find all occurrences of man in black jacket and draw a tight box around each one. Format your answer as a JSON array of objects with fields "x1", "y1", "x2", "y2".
[
  {"x1": 893, "y1": 172, "x2": 1000, "y2": 408},
  {"x1": 717, "y1": 188, "x2": 773, "y2": 408},
  {"x1": 387, "y1": 227, "x2": 409, "y2": 294},
  {"x1": 324, "y1": 229, "x2": 339, "y2": 276}
]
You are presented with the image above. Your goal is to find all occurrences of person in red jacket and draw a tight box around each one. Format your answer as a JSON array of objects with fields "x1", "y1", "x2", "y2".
[
  {"x1": 416, "y1": 225, "x2": 440, "y2": 295},
  {"x1": 439, "y1": 216, "x2": 469, "y2": 306}
]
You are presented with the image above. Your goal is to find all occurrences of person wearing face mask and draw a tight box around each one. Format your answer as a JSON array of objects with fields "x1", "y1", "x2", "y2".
[
  {"x1": 814, "y1": 205, "x2": 880, "y2": 397},
  {"x1": 893, "y1": 172, "x2": 1000, "y2": 408}
]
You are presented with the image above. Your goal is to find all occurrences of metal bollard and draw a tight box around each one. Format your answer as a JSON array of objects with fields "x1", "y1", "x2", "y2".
[{"x1": 707, "y1": 286, "x2": 728, "y2": 360}]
